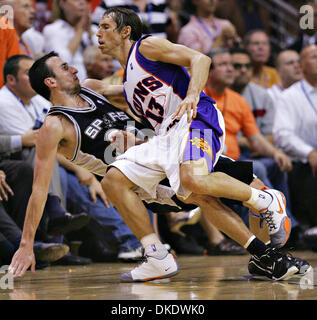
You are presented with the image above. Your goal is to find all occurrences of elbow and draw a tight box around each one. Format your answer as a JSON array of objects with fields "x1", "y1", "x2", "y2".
[{"x1": 202, "y1": 54, "x2": 212, "y2": 70}]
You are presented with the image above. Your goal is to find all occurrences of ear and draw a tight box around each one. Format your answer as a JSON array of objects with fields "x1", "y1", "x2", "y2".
[
  {"x1": 121, "y1": 26, "x2": 132, "y2": 39},
  {"x1": 6, "y1": 74, "x2": 16, "y2": 86},
  {"x1": 44, "y1": 77, "x2": 57, "y2": 89}
]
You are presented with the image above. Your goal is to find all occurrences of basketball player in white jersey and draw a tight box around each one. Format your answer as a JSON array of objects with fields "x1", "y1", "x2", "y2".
[{"x1": 93, "y1": 7, "x2": 298, "y2": 282}]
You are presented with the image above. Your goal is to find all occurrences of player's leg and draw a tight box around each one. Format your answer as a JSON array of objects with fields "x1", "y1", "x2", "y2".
[
  {"x1": 180, "y1": 136, "x2": 290, "y2": 248},
  {"x1": 101, "y1": 166, "x2": 179, "y2": 282},
  {"x1": 183, "y1": 193, "x2": 298, "y2": 280}
]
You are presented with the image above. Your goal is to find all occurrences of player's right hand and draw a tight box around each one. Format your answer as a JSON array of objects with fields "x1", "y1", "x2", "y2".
[
  {"x1": 9, "y1": 245, "x2": 36, "y2": 278},
  {"x1": 172, "y1": 94, "x2": 199, "y2": 123}
]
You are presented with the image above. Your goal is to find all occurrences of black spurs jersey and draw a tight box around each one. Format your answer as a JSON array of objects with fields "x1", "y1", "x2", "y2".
[{"x1": 47, "y1": 86, "x2": 145, "y2": 177}]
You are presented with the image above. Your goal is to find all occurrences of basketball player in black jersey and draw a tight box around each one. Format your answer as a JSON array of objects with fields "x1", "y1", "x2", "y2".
[{"x1": 8, "y1": 52, "x2": 309, "y2": 281}]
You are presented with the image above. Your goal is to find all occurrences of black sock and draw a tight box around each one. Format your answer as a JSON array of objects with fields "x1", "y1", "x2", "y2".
[{"x1": 246, "y1": 237, "x2": 268, "y2": 257}]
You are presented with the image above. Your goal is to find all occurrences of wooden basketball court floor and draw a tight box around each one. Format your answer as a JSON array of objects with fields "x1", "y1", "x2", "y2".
[{"x1": 1, "y1": 250, "x2": 317, "y2": 300}]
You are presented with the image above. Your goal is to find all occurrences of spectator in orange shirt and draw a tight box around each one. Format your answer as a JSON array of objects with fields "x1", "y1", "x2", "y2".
[
  {"x1": 0, "y1": 18, "x2": 21, "y2": 87},
  {"x1": 204, "y1": 47, "x2": 291, "y2": 172},
  {"x1": 244, "y1": 29, "x2": 280, "y2": 88},
  {"x1": 2, "y1": 0, "x2": 35, "y2": 57}
]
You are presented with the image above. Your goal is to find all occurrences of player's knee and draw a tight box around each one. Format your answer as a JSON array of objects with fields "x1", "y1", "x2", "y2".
[
  {"x1": 180, "y1": 170, "x2": 201, "y2": 193},
  {"x1": 101, "y1": 167, "x2": 122, "y2": 194}
]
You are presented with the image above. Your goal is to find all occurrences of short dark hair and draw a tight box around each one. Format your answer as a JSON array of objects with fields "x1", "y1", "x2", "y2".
[
  {"x1": 3, "y1": 55, "x2": 33, "y2": 83},
  {"x1": 28, "y1": 51, "x2": 58, "y2": 101},
  {"x1": 103, "y1": 7, "x2": 143, "y2": 41},
  {"x1": 243, "y1": 29, "x2": 268, "y2": 47},
  {"x1": 206, "y1": 47, "x2": 229, "y2": 69},
  {"x1": 230, "y1": 47, "x2": 251, "y2": 58}
]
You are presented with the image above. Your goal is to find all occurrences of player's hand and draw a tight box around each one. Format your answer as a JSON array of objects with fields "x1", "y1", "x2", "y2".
[
  {"x1": 0, "y1": 170, "x2": 14, "y2": 201},
  {"x1": 9, "y1": 245, "x2": 36, "y2": 278},
  {"x1": 88, "y1": 177, "x2": 111, "y2": 208},
  {"x1": 273, "y1": 149, "x2": 293, "y2": 172},
  {"x1": 172, "y1": 94, "x2": 199, "y2": 123},
  {"x1": 308, "y1": 150, "x2": 317, "y2": 177}
]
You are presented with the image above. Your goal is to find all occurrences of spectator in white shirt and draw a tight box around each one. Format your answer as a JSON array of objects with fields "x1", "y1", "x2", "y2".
[
  {"x1": 268, "y1": 50, "x2": 303, "y2": 102},
  {"x1": 273, "y1": 44, "x2": 317, "y2": 233},
  {"x1": 43, "y1": 0, "x2": 98, "y2": 81}
]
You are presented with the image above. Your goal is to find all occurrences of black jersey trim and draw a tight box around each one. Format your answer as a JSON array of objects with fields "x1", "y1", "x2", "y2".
[
  {"x1": 81, "y1": 86, "x2": 112, "y2": 105},
  {"x1": 46, "y1": 110, "x2": 82, "y2": 162}
]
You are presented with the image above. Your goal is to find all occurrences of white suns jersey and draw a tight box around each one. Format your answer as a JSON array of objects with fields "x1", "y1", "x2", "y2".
[{"x1": 123, "y1": 35, "x2": 213, "y2": 135}]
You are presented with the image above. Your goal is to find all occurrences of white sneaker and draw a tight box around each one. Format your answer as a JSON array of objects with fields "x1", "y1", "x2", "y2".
[
  {"x1": 120, "y1": 244, "x2": 179, "y2": 282},
  {"x1": 258, "y1": 189, "x2": 291, "y2": 248}
]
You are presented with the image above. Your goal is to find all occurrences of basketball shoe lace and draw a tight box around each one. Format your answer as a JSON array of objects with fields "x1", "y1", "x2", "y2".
[{"x1": 260, "y1": 210, "x2": 278, "y2": 232}]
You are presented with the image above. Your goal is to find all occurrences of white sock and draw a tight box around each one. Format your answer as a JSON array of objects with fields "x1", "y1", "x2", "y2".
[
  {"x1": 245, "y1": 188, "x2": 272, "y2": 211},
  {"x1": 140, "y1": 233, "x2": 162, "y2": 249}
]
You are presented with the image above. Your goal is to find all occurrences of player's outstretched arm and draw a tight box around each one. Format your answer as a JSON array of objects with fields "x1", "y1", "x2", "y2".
[
  {"x1": 9, "y1": 116, "x2": 64, "y2": 278},
  {"x1": 82, "y1": 79, "x2": 124, "y2": 99},
  {"x1": 139, "y1": 37, "x2": 211, "y2": 122},
  {"x1": 81, "y1": 78, "x2": 142, "y2": 121}
]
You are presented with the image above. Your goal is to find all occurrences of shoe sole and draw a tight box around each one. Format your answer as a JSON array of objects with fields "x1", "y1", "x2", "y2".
[
  {"x1": 120, "y1": 258, "x2": 180, "y2": 283},
  {"x1": 272, "y1": 266, "x2": 299, "y2": 281},
  {"x1": 294, "y1": 265, "x2": 313, "y2": 276},
  {"x1": 248, "y1": 260, "x2": 299, "y2": 281},
  {"x1": 120, "y1": 269, "x2": 180, "y2": 283},
  {"x1": 35, "y1": 244, "x2": 69, "y2": 262}
]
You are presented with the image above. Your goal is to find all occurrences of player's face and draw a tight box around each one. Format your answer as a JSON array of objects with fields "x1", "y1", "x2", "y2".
[
  {"x1": 247, "y1": 32, "x2": 270, "y2": 64},
  {"x1": 211, "y1": 53, "x2": 235, "y2": 86},
  {"x1": 46, "y1": 56, "x2": 81, "y2": 95},
  {"x1": 232, "y1": 53, "x2": 252, "y2": 87},
  {"x1": 97, "y1": 14, "x2": 124, "y2": 56},
  {"x1": 278, "y1": 51, "x2": 303, "y2": 84}
]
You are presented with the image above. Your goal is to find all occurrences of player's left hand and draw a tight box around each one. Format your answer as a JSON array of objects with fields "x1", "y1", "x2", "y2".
[
  {"x1": 273, "y1": 149, "x2": 292, "y2": 172},
  {"x1": 172, "y1": 94, "x2": 200, "y2": 123},
  {"x1": 9, "y1": 244, "x2": 36, "y2": 278},
  {"x1": 88, "y1": 177, "x2": 111, "y2": 208}
]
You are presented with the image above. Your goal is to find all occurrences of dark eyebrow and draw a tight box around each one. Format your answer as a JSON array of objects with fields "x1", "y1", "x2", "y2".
[{"x1": 99, "y1": 22, "x2": 109, "y2": 28}]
